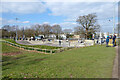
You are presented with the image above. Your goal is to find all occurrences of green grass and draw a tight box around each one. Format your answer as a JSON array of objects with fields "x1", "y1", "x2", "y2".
[
  {"x1": 3, "y1": 39, "x2": 61, "y2": 49},
  {"x1": 2, "y1": 42, "x2": 116, "y2": 78},
  {"x1": 118, "y1": 39, "x2": 120, "y2": 45},
  {"x1": 2, "y1": 42, "x2": 20, "y2": 53}
]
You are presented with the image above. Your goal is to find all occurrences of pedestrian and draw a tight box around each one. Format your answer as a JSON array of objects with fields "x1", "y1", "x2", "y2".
[
  {"x1": 109, "y1": 35, "x2": 112, "y2": 39},
  {"x1": 59, "y1": 40, "x2": 61, "y2": 46},
  {"x1": 106, "y1": 36, "x2": 109, "y2": 47},
  {"x1": 112, "y1": 34, "x2": 116, "y2": 47},
  {"x1": 78, "y1": 39, "x2": 80, "y2": 43},
  {"x1": 69, "y1": 41, "x2": 70, "y2": 46},
  {"x1": 14, "y1": 37, "x2": 15, "y2": 41},
  {"x1": 20, "y1": 37, "x2": 21, "y2": 40}
]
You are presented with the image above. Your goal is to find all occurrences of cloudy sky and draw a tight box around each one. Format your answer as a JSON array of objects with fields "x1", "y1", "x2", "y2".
[{"x1": 0, "y1": 0, "x2": 119, "y2": 33}]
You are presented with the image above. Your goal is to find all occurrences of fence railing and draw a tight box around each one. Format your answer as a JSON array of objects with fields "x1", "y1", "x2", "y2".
[{"x1": 1, "y1": 40, "x2": 73, "y2": 54}]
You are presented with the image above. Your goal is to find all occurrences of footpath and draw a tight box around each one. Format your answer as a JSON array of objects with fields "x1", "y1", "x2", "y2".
[{"x1": 112, "y1": 46, "x2": 118, "y2": 78}]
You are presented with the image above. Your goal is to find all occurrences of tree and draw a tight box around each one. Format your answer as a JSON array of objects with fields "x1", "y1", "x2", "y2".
[
  {"x1": 2, "y1": 25, "x2": 16, "y2": 32},
  {"x1": 42, "y1": 24, "x2": 52, "y2": 38},
  {"x1": 52, "y1": 24, "x2": 62, "y2": 39},
  {"x1": 74, "y1": 26, "x2": 85, "y2": 38},
  {"x1": 63, "y1": 29, "x2": 72, "y2": 34},
  {"x1": 31, "y1": 24, "x2": 44, "y2": 36},
  {"x1": 76, "y1": 13, "x2": 100, "y2": 39},
  {"x1": 2, "y1": 25, "x2": 16, "y2": 38},
  {"x1": 114, "y1": 23, "x2": 120, "y2": 37},
  {"x1": 63, "y1": 29, "x2": 72, "y2": 39},
  {"x1": 2, "y1": 29, "x2": 10, "y2": 38},
  {"x1": 24, "y1": 28, "x2": 35, "y2": 37}
]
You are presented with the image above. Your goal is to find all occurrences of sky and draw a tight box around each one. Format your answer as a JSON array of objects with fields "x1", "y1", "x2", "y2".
[{"x1": 0, "y1": 0, "x2": 120, "y2": 33}]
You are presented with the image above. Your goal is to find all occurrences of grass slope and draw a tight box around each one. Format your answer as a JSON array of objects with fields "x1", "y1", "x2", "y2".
[{"x1": 2, "y1": 42, "x2": 116, "y2": 78}]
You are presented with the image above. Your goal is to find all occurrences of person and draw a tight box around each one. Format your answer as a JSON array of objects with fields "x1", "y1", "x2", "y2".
[
  {"x1": 106, "y1": 36, "x2": 109, "y2": 47},
  {"x1": 112, "y1": 34, "x2": 116, "y2": 47},
  {"x1": 109, "y1": 35, "x2": 112, "y2": 39},
  {"x1": 78, "y1": 39, "x2": 80, "y2": 43},
  {"x1": 20, "y1": 37, "x2": 21, "y2": 40},
  {"x1": 14, "y1": 37, "x2": 15, "y2": 41},
  {"x1": 59, "y1": 40, "x2": 61, "y2": 46}
]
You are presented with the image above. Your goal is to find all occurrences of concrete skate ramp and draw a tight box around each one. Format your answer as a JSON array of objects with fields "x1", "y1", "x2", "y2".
[{"x1": 16, "y1": 40, "x2": 31, "y2": 45}]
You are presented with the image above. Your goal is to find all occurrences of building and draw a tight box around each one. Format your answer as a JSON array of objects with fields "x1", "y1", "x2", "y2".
[
  {"x1": 58, "y1": 34, "x2": 67, "y2": 40},
  {"x1": 49, "y1": 34, "x2": 56, "y2": 39}
]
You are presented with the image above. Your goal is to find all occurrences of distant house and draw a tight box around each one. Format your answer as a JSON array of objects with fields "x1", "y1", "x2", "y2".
[
  {"x1": 58, "y1": 34, "x2": 67, "y2": 40},
  {"x1": 73, "y1": 35, "x2": 79, "y2": 39},
  {"x1": 49, "y1": 34, "x2": 56, "y2": 39},
  {"x1": 35, "y1": 35, "x2": 44, "y2": 40}
]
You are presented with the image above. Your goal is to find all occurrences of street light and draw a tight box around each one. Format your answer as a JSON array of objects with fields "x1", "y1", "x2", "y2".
[
  {"x1": 15, "y1": 18, "x2": 18, "y2": 41},
  {"x1": 23, "y1": 26, "x2": 25, "y2": 40},
  {"x1": 113, "y1": 0, "x2": 116, "y2": 34}
]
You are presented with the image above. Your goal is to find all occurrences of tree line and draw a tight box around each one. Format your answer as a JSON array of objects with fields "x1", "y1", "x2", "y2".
[
  {"x1": 1, "y1": 23, "x2": 73, "y2": 39},
  {"x1": 1, "y1": 13, "x2": 101, "y2": 39}
]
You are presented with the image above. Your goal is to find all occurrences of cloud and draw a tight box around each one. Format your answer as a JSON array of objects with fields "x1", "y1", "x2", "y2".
[
  {"x1": 2, "y1": 0, "x2": 120, "y2": 2},
  {"x1": 43, "y1": 22, "x2": 50, "y2": 24},
  {"x1": 59, "y1": 22, "x2": 79, "y2": 30},
  {"x1": 23, "y1": 21, "x2": 30, "y2": 23},
  {"x1": 46, "y1": 2, "x2": 118, "y2": 20},
  {"x1": 1, "y1": 0, "x2": 41, "y2": 2},
  {"x1": 1, "y1": 18, "x2": 20, "y2": 25},
  {"x1": 1, "y1": 1, "x2": 119, "y2": 33},
  {"x1": 1, "y1": 18, "x2": 31, "y2": 25},
  {"x1": 42, "y1": 0, "x2": 119, "y2": 2},
  {"x1": 1, "y1": 2, "x2": 46, "y2": 14},
  {"x1": 45, "y1": 2, "x2": 118, "y2": 33}
]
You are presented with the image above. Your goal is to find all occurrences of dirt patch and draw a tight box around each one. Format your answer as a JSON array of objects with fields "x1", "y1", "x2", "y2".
[{"x1": 2, "y1": 51, "x2": 22, "y2": 56}]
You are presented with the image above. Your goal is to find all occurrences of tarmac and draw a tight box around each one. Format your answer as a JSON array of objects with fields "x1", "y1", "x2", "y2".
[{"x1": 16, "y1": 40, "x2": 92, "y2": 48}]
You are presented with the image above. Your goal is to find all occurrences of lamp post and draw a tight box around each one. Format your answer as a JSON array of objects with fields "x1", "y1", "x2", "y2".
[
  {"x1": 113, "y1": 0, "x2": 116, "y2": 34},
  {"x1": 23, "y1": 26, "x2": 25, "y2": 40},
  {"x1": 15, "y1": 18, "x2": 18, "y2": 41}
]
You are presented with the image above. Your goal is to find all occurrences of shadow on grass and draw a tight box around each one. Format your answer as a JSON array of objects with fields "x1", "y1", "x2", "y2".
[
  {"x1": 2, "y1": 56, "x2": 27, "y2": 62},
  {"x1": 25, "y1": 56, "x2": 49, "y2": 65}
]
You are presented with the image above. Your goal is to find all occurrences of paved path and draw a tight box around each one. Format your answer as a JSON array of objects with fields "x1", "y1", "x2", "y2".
[
  {"x1": 118, "y1": 46, "x2": 120, "y2": 78},
  {"x1": 16, "y1": 40, "x2": 31, "y2": 45},
  {"x1": 16, "y1": 40, "x2": 88, "y2": 48},
  {"x1": 112, "y1": 46, "x2": 118, "y2": 78}
]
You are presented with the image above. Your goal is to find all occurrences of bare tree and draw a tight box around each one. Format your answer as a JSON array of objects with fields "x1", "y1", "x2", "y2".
[
  {"x1": 63, "y1": 29, "x2": 72, "y2": 34},
  {"x1": 42, "y1": 24, "x2": 52, "y2": 38},
  {"x1": 76, "y1": 13, "x2": 100, "y2": 39},
  {"x1": 52, "y1": 24, "x2": 62, "y2": 39},
  {"x1": 2, "y1": 25, "x2": 16, "y2": 38},
  {"x1": 24, "y1": 28, "x2": 35, "y2": 37},
  {"x1": 63, "y1": 29, "x2": 73, "y2": 39},
  {"x1": 74, "y1": 26, "x2": 85, "y2": 38}
]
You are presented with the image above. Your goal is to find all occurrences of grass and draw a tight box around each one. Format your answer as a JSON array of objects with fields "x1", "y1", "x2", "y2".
[
  {"x1": 3, "y1": 39, "x2": 61, "y2": 49},
  {"x1": 118, "y1": 39, "x2": 120, "y2": 46},
  {"x1": 2, "y1": 42, "x2": 116, "y2": 78},
  {"x1": 2, "y1": 42, "x2": 20, "y2": 53}
]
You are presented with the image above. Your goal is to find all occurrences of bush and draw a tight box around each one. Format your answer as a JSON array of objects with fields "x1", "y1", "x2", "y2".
[
  {"x1": 36, "y1": 49, "x2": 42, "y2": 52},
  {"x1": 46, "y1": 50, "x2": 51, "y2": 53}
]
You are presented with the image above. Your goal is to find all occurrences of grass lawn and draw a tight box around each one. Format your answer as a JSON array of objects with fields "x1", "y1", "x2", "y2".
[
  {"x1": 2, "y1": 42, "x2": 116, "y2": 78},
  {"x1": 3, "y1": 39, "x2": 61, "y2": 49},
  {"x1": 2, "y1": 42, "x2": 20, "y2": 53}
]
